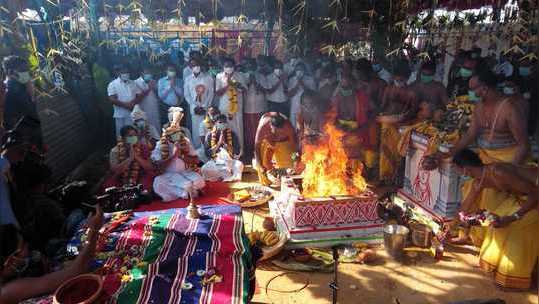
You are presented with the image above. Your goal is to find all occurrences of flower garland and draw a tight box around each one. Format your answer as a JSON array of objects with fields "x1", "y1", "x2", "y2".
[
  {"x1": 203, "y1": 115, "x2": 215, "y2": 131},
  {"x1": 210, "y1": 128, "x2": 234, "y2": 158},
  {"x1": 160, "y1": 126, "x2": 200, "y2": 172},
  {"x1": 116, "y1": 139, "x2": 142, "y2": 185},
  {"x1": 227, "y1": 84, "x2": 238, "y2": 115}
]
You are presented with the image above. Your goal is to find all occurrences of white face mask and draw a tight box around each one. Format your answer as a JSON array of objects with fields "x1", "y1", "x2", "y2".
[
  {"x1": 215, "y1": 122, "x2": 227, "y2": 130},
  {"x1": 170, "y1": 132, "x2": 182, "y2": 142},
  {"x1": 167, "y1": 71, "x2": 176, "y2": 78},
  {"x1": 192, "y1": 66, "x2": 201, "y2": 74},
  {"x1": 393, "y1": 79, "x2": 405, "y2": 88},
  {"x1": 274, "y1": 69, "x2": 282, "y2": 76},
  {"x1": 120, "y1": 73, "x2": 130, "y2": 81},
  {"x1": 17, "y1": 71, "x2": 31, "y2": 84},
  {"x1": 224, "y1": 67, "x2": 234, "y2": 75},
  {"x1": 296, "y1": 70, "x2": 304, "y2": 78}
]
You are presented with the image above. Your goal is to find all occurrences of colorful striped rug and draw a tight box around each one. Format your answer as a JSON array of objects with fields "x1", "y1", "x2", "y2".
[{"x1": 83, "y1": 205, "x2": 253, "y2": 304}]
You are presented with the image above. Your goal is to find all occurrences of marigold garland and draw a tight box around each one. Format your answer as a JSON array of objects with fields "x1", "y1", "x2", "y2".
[
  {"x1": 116, "y1": 139, "x2": 142, "y2": 185},
  {"x1": 210, "y1": 128, "x2": 234, "y2": 158},
  {"x1": 227, "y1": 85, "x2": 238, "y2": 115},
  {"x1": 159, "y1": 126, "x2": 199, "y2": 172}
]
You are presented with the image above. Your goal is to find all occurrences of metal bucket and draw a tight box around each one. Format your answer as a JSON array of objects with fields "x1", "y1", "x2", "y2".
[{"x1": 384, "y1": 225, "x2": 409, "y2": 258}]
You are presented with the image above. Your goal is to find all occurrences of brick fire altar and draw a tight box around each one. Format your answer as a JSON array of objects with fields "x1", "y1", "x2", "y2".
[{"x1": 270, "y1": 176, "x2": 383, "y2": 248}]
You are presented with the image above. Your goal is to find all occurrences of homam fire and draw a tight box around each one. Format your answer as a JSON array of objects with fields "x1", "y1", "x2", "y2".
[{"x1": 301, "y1": 114, "x2": 368, "y2": 198}]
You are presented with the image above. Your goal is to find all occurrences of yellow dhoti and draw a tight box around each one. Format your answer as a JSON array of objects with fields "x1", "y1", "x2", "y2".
[
  {"x1": 462, "y1": 146, "x2": 517, "y2": 245},
  {"x1": 256, "y1": 139, "x2": 295, "y2": 185},
  {"x1": 479, "y1": 196, "x2": 539, "y2": 289},
  {"x1": 379, "y1": 123, "x2": 401, "y2": 183}
]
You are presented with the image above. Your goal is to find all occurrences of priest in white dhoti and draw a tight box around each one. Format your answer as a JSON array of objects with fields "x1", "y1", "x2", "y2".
[
  {"x1": 184, "y1": 57, "x2": 215, "y2": 149},
  {"x1": 151, "y1": 109, "x2": 205, "y2": 201},
  {"x1": 215, "y1": 58, "x2": 247, "y2": 151},
  {"x1": 134, "y1": 67, "x2": 161, "y2": 131},
  {"x1": 201, "y1": 114, "x2": 243, "y2": 182}
]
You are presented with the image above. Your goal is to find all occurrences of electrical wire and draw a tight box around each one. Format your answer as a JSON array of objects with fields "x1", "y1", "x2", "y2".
[{"x1": 264, "y1": 271, "x2": 310, "y2": 294}]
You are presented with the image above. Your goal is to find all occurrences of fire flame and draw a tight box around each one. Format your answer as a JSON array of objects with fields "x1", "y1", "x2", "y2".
[{"x1": 301, "y1": 114, "x2": 368, "y2": 198}]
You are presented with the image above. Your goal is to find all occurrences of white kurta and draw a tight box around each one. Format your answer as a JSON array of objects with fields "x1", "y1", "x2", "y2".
[
  {"x1": 183, "y1": 73, "x2": 215, "y2": 149},
  {"x1": 201, "y1": 149, "x2": 244, "y2": 182},
  {"x1": 151, "y1": 139, "x2": 205, "y2": 202},
  {"x1": 134, "y1": 78, "x2": 161, "y2": 131},
  {"x1": 288, "y1": 75, "x2": 316, "y2": 130},
  {"x1": 215, "y1": 72, "x2": 246, "y2": 150}
]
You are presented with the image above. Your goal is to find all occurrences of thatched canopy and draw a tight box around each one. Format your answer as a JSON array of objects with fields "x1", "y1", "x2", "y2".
[{"x1": 11, "y1": 0, "x2": 511, "y2": 23}]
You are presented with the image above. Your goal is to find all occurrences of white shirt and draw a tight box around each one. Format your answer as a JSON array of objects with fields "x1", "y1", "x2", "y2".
[
  {"x1": 151, "y1": 139, "x2": 197, "y2": 173},
  {"x1": 183, "y1": 66, "x2": 193, "y2": 80},
  {"x1": 378, "y1": 68, "x2": 393, "y2": 84},
  {"x1": 184, "y1": 72, "x2": 215, "y2": 109},
  {"x1": 107, "y1": 78, "x2": 141, "y2": 118},
  {"x1": 215, "y1": 72, "x2": 246, "y2": 115},
  {"x1": 263, "y1": 73, "x2": 287, "y2": 103},
  {"x1": 244, "y1": 72, "x2": 267, "y2": 114}
]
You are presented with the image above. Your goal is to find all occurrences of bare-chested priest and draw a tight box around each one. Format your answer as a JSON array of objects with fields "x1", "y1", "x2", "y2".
[
  {"x1": 452, "y1": 149, "x2": 539, "y2": 290},
  {"x1": 433, "y1": 68, "x2": 529, "y2": 244},
  {"x1": 254, "y1": 112, "x2": 298, "y2": 185}
]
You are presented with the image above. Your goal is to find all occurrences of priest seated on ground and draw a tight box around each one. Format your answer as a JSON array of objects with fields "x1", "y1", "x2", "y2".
[
  {"x1": 452, "y1": 148, "x2": 539, "y2": 290},
  {"x1": 201, "y1": 114, "x2": 244, "y2": 182},
  {"x1": 131, "y1": 105, "x2": 160, "y2": 148},
  {"x1": 254, "y1": 112, "x2": 298, "y2": 186},
  {"x1": 151, "y1": 110, "x2": 205, "y2": 202},
  {"x1": 105, "y1": 125, "x2": 156, "y2": 191},
  {"x1": 164, "y1": 107, "x2": 193, "y2": 143}
]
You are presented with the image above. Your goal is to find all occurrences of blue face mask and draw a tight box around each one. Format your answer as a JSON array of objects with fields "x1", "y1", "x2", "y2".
[
  {"x1": 372, "y1": 64, "x2": 382, "y2": 72},
  {"x1": 459, "y1": 68, "x2": 473, "y2": 78},
  {"x1": 519, "y1": 67, "x2": 531, "y2": 77},
  {"x1": 503, "y1": 86, "x2": 515, "y2": 96},
  {"x1": 468, "y1": 90, "x2": 480, "y2": 102},
  {"x1": 420, "y1": 74, "x2": 434, "y2": 84},
  {"x1": 143, "y1": 74, "x2": 153, "y2": 82}
]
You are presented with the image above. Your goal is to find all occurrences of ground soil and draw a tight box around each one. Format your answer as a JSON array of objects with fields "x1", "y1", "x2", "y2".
[{"x1": 237, "y1": 169, "x2": 538, "y2": 304}]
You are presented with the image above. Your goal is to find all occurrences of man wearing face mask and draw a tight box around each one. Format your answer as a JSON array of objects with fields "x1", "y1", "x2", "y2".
[
  {"x1": 107, "y1": 65, "x2": 143, "y2": 138},
  {"x1": 151, "y1": 109, "x2": 205, "y2": 201},
  {"x1": 243, "y1": 59, "x2": 266, "y2": 161},
  {"x1": 448, "y1": 54, "x2": 477, "y2": 102},
  {"x1": 410, "y1": 61, "x2": 449, "y2": 115},
  {"x1": 262, "y1": 60, "x2": 289, "y2": 117},
  {"x1": 215, "y1": 58, "x2": 247, "y2": 152},
  {"x1": 183, "y1": 51, "x2": 201, "y2": 80},
  {"x1": 377, "y1": 61, "x2": 418, "y2": 184},
  {"x1": 106, "y1": 125, "x2": 156, "y2": 191},
  {"x1": 184, "y1": 57, "x2": 214, "y2": 149},
  {"x1": 199, "y1": 106, "x2": 221, "y2": 148},
  {"x1": 287, "y1": 63, "x2": 316, "y2": 130},
  {"x1": 201, "y1": 114, "x2": 244, "y2": 182},
  {"x1": 130, "y1": 105, "x2": 160, "y2": 148},
  {"x1": 433, "y1": 69, "x2": 529, "y2": 244},
  {"x1": 158, "y1": 64, "x2": 184, "y2": 125},
  {"x1": 2, "y1": 56, "x2": 41, "y2": 147},
  {"x1": 134, "y1": 67, "x2": 161, "y2": 131},
  {"x1": 330, "y1": 71, "x2": 373, "y2": 175}
]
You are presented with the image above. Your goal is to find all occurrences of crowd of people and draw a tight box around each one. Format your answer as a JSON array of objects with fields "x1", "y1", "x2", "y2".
[{"x1": 0, "y1": 45, "x2": 538, "y2": 301}]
